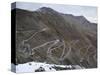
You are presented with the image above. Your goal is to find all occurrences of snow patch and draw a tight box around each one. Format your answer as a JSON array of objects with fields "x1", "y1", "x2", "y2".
[{"x1": 13, "y1": 61, "x2": 83, "y2": 73}]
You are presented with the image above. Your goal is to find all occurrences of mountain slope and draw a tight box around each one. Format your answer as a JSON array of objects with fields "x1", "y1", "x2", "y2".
[{"x1": 12, "y1": 7, "x2": 97, "y2": 68}]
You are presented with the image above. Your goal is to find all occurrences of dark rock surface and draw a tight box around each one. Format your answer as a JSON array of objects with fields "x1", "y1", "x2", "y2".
[{"x1": 35, "y1": 67, "x2": 45, "y2": 72}]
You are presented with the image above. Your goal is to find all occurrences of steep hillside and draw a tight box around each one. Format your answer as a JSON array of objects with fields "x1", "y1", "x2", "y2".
[{"x1": 12, "y1": 7, "x2": 97, "y2": 68}]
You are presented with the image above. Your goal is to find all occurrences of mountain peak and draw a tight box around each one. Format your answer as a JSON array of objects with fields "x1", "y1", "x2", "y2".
[
  {"x1": 77, "y1": 15, "x2": 86, "y2": 19},
  {"x1": 39, "y1": 7, "x2": 54, "y2": 11},
  {"x1": 76, "y1": 15, "x2": 90, "y2": 23},
  {"x1": 37, "y1": 7, "x2": 57, "y2": 14}
]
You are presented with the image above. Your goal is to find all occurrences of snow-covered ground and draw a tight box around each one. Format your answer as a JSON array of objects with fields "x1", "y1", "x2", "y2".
[{"x1": 11, "y1": 61, "x2": 84, "y2": 73}]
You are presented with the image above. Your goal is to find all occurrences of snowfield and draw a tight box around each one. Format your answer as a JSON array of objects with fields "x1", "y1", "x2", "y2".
[{"x1": 12, "y1": 61, "x2": 84, "y2": 73}]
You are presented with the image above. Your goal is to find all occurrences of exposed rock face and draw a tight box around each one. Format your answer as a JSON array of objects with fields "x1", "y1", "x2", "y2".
[
  {"x1": 35, "y1": 67, "x2": 45, "y2": 72},
  {"x1": 12, "y1": 7, "x2": 97, "y2": 68}
]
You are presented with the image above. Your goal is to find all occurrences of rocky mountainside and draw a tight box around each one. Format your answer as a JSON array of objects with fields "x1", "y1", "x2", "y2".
[{"x1": 12, "y1": 7, "x2": 97, "y2": 68}]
